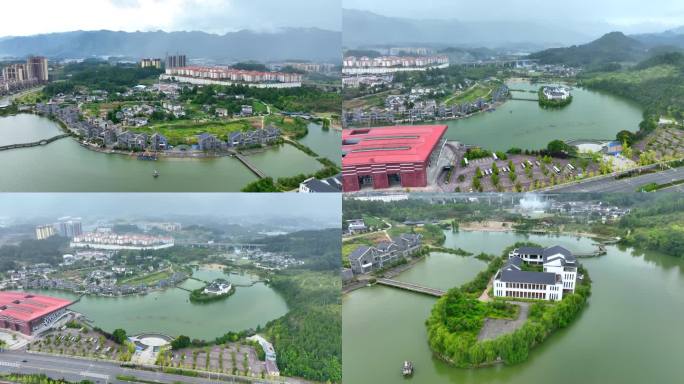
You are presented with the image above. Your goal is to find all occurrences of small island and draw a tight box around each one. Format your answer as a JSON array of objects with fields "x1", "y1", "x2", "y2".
[
  {"x1": 538, "y1": 85, "x2": 573, "y2": 107},
  {"x1": 426, "y1": 242, "x2": 591, "y2": 368},
  {"x1": 189, "y1": 278, "x2": 235, "y2": 303}
]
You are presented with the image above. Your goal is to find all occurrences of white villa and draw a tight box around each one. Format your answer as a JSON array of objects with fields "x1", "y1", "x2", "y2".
[
  {"x1": 203, "y1": 279, "x2": 232, "y2": 295},
  {"x1": 542, "y1": 86, "x2": 571, "y2": 100},
  {"x1": 493, "y1": 246, "x2": 578, "y2": 301}
]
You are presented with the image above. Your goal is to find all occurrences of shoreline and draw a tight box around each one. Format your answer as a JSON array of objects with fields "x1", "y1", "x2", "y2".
[{"x1": 342, "y1": 227, "x2": 615, "y2": 296}]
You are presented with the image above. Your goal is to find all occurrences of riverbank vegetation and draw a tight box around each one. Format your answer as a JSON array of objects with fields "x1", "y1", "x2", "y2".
[
  {"x1": 265, "y1": 270, "x2": 341, "y2": 382},
  {"x1": 579, "y1": 52, "x2": 684, "y2": 137},
  {"x1": 619, "y1": 194, "x2": 684, "y2": 256},
  {"x1": 426, "y1": 244, "x2": 591, "y2": 367}
]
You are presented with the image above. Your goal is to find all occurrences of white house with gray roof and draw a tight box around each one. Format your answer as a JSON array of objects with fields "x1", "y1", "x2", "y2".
[{"x1": 493, "y1": 246, "x2": 578, "y2": 301}]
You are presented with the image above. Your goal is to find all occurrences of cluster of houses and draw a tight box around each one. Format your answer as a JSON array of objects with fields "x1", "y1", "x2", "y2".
[
  {"x1": 19, "y1": 270, "x2": 188, "y2": 297},
  {"x1": 493, "y1": 245, "x2": 579, "y2": 301},
  {"x1": 34, "y1": 103, "x2": 281, "y2": 152},
  {"x1": 549, "y1": 201, "x2": 630, "y2": 223},
  {"x1": 347, "y1": 233, "x2": 422, "y2": 275},
  {"x1": 197, "y1": 126, "x2": 281, "y2": 151},
  {"x1": 343, "y1": 85, "x2": 508, "y2": 126}
]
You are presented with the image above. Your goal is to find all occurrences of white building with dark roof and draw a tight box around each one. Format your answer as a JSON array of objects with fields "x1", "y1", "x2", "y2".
[{"x1": 493, "y1": 246, "x2": 578, "y2": 301}]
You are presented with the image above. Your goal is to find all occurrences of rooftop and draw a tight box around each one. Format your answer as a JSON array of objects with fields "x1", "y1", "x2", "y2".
[
  {"x1": 342, "y1": 125, "x2": 447, "y2": 166},
  {"x1": 0, "y1": 292, "x2": 73, "y2": 322},
  {"x1": 499, "y1": 270, "x2": 558, "y2": 285}
]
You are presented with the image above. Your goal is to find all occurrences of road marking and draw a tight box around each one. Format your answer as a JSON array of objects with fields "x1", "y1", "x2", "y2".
[
  {"x1": 0, "y1": 361, "x2": 20, "y2": 368},
  {"x1": 80, "y1": 371, "x2": 110, "y2": 380}
]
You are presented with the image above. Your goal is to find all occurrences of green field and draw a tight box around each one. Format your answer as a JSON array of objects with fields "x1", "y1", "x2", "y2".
[
  {"x1": 118, "y1": 269, "x2": 173, "y2": 286},
  {"x1": 444, "y1": 83, "x2": 495, "y2": 106},
  {"x1": 130, "y1": 119, "x2": 253, "y2": 145}
]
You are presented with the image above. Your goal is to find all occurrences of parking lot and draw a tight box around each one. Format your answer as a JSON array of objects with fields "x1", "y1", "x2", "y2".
[
  {"x1": 28, "y1": 326, "x2": 130, "y2": 362},
  {"x1": 160, "y1": 343, "x2": 266, "y2": 377},
  {"x1": 439, "y1": 148, "x2": 603, "y2": 192}
]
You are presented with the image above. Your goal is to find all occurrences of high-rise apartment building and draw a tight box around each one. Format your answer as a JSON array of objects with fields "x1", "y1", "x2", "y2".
[
  {"x1": 35, "y1": 224, "x2": 57, "y2": 240},
  {"x1": 55, "y1": 217, "x2": 83, "y2": 238},
  {"x1": 165, "y1": 54, "x2": 187, "y2": 69}
]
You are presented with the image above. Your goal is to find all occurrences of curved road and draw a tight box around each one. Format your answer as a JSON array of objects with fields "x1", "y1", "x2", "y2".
[{"x1": 550, "y1": 167, "x2": 684, "y2": 193}]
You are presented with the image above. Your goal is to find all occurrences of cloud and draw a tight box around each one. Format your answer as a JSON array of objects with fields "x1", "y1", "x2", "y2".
[{"x1": 0, "y1": 0, "x2": 340, "y2": 37}]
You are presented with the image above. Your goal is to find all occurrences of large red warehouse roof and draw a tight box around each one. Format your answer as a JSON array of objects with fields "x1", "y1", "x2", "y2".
[
  {"x1": 0, "y1": 292, "x2": 73, "y2": 322},
  {"x1": 342, "y1": 125, "x2": 447, "y2": 166}
]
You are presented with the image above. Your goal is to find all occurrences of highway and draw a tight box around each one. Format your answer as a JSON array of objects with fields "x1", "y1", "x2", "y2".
[
  {"x1": 549, "y1": 167, "x2": 684, "y2": 193},
  {"x1": 0, "y1": 351, "x2": 277, "y2": 384}
]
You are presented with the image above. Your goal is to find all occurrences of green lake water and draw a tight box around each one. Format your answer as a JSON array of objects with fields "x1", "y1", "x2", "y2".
[
  {"x1": 25, "y1": 269, "x2": 288, "y2": 340},
  {"x1": 442, "y1": 80, "x2": 643, "y2": 151},
  {"x1": 343, "y1": 230, "x2": 684, "y2": 383}
]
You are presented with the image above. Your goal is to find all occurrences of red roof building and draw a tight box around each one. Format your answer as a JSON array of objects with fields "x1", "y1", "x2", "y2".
[
  {"x1": 342, "y1": 125, "x2": 447, "y2": 191},
  {"x1": 0, "y1": 292, "x2": 73, "y2": 335}
]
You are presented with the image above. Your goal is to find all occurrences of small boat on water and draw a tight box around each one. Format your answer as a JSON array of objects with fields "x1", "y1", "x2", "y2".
[
  {"x1": 153, "y1": 170, "x2": 160, "y2": 178},
  {"x1": 402, "y1": 361, "x2": 414, "y2": 377}
]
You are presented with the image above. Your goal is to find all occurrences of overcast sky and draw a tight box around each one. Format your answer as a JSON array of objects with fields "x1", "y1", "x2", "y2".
[
  {"x1": 344, "y1": 0, "x2": 684, "y2": 34},
  {"x1": 0, "y1": 194, "x2": 340, "y2": 222},
  {"x1": 0, "y1": 0, "x2": 341, "y2": 37}
]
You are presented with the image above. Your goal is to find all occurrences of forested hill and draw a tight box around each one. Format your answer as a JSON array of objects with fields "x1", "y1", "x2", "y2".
[
  {"x1": 528, "y1": 32, "x2": 650, "y2": 67},
  {"x1": 579, "y1": 52, "x2": 684, "y2": 125},
  {"x1": 0, "y1": 28, "x2": 341, "y2": 62},
  {"x1": 619, "y1": 194, "x2": 684, "y2": 257},
  {"x1": 261, "y1": 228, "x2": 341, "y2": 270}
]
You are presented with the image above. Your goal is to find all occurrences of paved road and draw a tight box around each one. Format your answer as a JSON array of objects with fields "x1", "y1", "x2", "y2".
[
  {"x1": 550, "y1": 167, "x2": 684, "y2": 193},
  {"x1": 0, "y1": 351, "x2": 278, "y2": 384}
]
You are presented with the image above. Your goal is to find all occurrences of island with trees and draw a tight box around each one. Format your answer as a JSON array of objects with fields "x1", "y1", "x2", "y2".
[{"x1": 426, "y1": 242, "x2": 592, "y2": 367}]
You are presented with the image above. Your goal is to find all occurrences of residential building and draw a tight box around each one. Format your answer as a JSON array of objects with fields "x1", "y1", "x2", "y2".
[
  {"x1": 348, "y1": 233, "x2": 422, "y2": 275},
  {"x1": 35, "y1": 224, "x2": 56, "y2": 240},
  {"x1": 165, "y1": 54, "x2": 187, "y2": 69},
  {"x1": 55, "y1": 217, "x2": 82, "y2": 238},
  {"x1": 140, "y1": 58, "x2": 162, "y2": 69},
  {"x1": 493, "y1": 245, "x2": 579, "y2": 301},
  {"x1": 149, "y1": 133, "x2": 168, "y2": 151},
  {"x1": 196, "y1": 133, "x2": 222, "y2": 151},
  {"x1": 299, "y1": 175, "x2": 342, "y2": 193}
]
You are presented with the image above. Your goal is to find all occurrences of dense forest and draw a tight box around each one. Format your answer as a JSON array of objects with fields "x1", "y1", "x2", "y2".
[
  {"x1": 265, "y1": 271, "x2": 342, "y2": 382},
  {"x1": 528, "y1": 32, "x2": 650, "y2": 68},
  {"x1": 580, "y1": 52, "x2": 684, "y2": 128},
  {"x1": 0, "y1": 236, "x2": 69, "y2": 271},
  {"x1": 180, "y1": 83, "x2": 340, "y2": 113},
  {"x1": 342, "y1": 198, "x2": 512, "y2": 227},
  {"x1": 43, "y1": 60, "x2": 163, "y2": 96},
  {"x1": 618, "y1": 194, "x2": 684, "y2": 256}
]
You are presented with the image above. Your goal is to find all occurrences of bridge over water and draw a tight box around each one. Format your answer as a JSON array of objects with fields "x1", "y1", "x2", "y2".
[
  {"x1": 376, "y1": 278, "x2": 446, "y2": 297},
  {"x1": 0, "y1": 133, "x2": 70, "y2": 151},
  {"x1": 229, "y1": 150, "x2": 266, "y2": 178}
]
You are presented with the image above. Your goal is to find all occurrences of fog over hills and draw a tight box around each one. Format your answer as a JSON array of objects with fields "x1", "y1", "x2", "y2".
[
  {"x1": 343, "y1": 9, "x2": 595, "y2": 50},
  {"x1": 0, "y1": 28, "x2": 342, "y2": 62}
]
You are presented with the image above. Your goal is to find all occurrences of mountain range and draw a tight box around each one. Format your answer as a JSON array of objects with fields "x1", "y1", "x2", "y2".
[
  {"x1": 529, "y1": 31, "x2": 684, "y2": 66},
  {"x1": 343, "y1": 9, "x2": 684, "y2": 57},
  {"x1": 343, "y1": 9, "x2": 595, "y2": 50},
  {"x1": 0, "y1": 28, "x2": 341, "y2": 62}
]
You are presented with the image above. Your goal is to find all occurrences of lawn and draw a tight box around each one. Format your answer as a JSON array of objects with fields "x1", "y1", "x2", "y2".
[
  {"x1": 130, "y1": 119, "x2": 252, "y2": 145},
  {"x1": 444, "y1": 83, "x2": 495, "y2": 106},
  {"x1": 118, "y1": 269, "x2": 172, "y2": 286}
]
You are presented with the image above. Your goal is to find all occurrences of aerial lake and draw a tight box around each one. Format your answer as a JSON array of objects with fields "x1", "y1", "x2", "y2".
[
  {"x1": 343, "y1": 230, "x2": 684, "y2": 384},
  {"x1": 442, "y1": 80, "x2": 643, "y2": 151},
  {"x1": 0, "y1": 114, "x2": 331, "y2": 191},
  {"x1": 24, "y1": 269, "x2": 288, "y2": 340}
]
